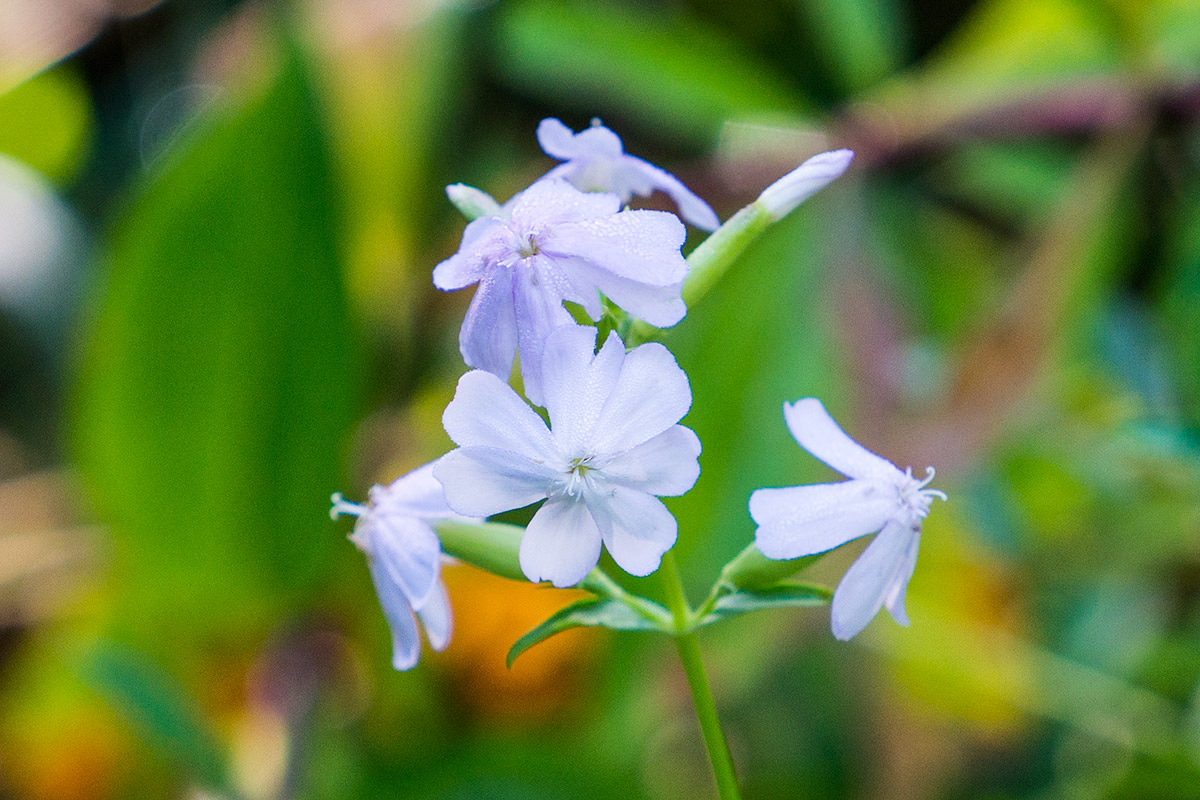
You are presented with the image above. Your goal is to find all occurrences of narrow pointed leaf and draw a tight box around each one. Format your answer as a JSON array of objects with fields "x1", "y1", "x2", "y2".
[
  {"x1": 78, "y1": 642, "x2": 234, "y2": 796},
  {"x1": 507, "y1": 597, "x2": 666, "y2": 667},
  {"x1": 699, "y1": 582, "x2": 832, "y2": 627}
]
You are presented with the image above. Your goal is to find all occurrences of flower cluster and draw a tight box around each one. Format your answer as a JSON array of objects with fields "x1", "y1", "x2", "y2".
[{"x1": 333, "y1": 116, "x2": 941, "y2": 671}]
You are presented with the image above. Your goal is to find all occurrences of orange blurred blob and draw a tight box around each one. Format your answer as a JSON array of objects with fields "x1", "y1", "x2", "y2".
[
  {"x1": 434, "y1": 563, "x2": 600, "y2": 723},
  {"x1": 4, "y1": 703, "x2": 131, "y2": 800}
]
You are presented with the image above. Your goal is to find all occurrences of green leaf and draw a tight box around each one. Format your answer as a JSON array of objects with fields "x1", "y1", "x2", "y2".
[
  {"x1": 72, "y1": 45, "x2": 360, "y2": 648},
  {"x1": 699, "y1": 582, "x2": 831, "y2": 627},
  {"x1": 507, "y1": 597, "x2": 666, "y2": 667},
  {"x1": 920, "y1": 0, "x2": 1119, "y2": 95},
  {"x1": 795, "y1": 0, "x2": 906, "y2": 93},
  {"x1": 493, "y1": 0, "x2": 807, "y2": 147},
  {"x1": 78, "y1": 642, "x2": 235, "y2": 796}
]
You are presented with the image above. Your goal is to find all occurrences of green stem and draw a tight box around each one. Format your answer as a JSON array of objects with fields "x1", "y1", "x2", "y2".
[
  {"x1": 660, "y1": 552, "x2": 742, "y2": 800},
  {"x1": 628, "y1": 202, "x2": 773, "y2": 345},
  {"x1": 580, "y1": 568, "x2": 673, "y2": 628}
]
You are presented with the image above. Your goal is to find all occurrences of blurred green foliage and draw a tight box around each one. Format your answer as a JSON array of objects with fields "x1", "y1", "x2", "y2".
[
  {"x1": 73, "y1": 45, "x2": 359, "y2": 655},
  {"x1": 1, "y1": 0, "x2": 1200, "y2": 798}
]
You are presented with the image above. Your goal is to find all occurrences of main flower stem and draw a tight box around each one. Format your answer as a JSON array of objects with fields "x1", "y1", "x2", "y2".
[{"x1": 661, "y1": 551, "x2": 742, "y2": 800}]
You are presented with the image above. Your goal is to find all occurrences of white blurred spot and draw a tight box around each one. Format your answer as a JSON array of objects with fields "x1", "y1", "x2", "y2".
[{"x1": 0, "y1": 155, "x2": 83, "y2": 337}]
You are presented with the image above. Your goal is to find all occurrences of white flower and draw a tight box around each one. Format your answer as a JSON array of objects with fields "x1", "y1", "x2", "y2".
[
  {"x1": 756, "y1": 149, "x2": 855, "y2": 220},
  {"x1": 434, "y1": 325, "x2": 701, "y2": 588},
  {"x1": 537, "y1": 117, "x2": 720, "y2": 231},
  {"x1": 433, "y1": 178, "x2": 689, "y2": 406},
  {"x1": 330, "y1": 462, "x2": 459, "y2": 670},
  {"x1": 749, "y1": 399, "x2": 946, "y2": 640}
]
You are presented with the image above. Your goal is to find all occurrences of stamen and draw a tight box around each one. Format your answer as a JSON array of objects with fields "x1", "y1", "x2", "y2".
[
  {"x1": 563, "y1": 455, "x2": 597, "y2": 498},
  {"x1": 918, "y1": 468, "x2": 947, "y2": 502},
  {"x1": 330, "y1": 492, "x2": 369, "y2": 521}
]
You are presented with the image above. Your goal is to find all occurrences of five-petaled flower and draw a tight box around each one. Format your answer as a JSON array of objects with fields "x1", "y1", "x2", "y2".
[
  {"x1": 434, "y1": 324, "x2": 701, "y2": 588},
  {"x1": 433, "y1": 178, "x2": 689, "y2": 406},
  {"x1": 749, "y1": 399, "x2": 946, "y2": 641},
  {"x1": 537, "y1": 117, "x2": 720, "y2": 232},
  {"x1": 330, "y1": 463, "x2": 459, "y2": 670}
]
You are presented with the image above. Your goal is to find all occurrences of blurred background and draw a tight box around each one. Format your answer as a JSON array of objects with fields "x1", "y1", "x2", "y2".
[{"x1": 2, "y1": 0, "x2": 1200, "y2": 797}]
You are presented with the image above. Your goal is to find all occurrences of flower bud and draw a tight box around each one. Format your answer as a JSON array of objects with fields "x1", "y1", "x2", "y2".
[{"x1": 756, "y1": 149, "x2": 854, "y2": 221}]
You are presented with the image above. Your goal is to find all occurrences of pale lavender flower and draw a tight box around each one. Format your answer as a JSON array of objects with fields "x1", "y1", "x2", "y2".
[
  {"x1": 749, "y1": 399, "x2": 946, "y2": 641},
  {"x1": 537, "y1": 117, "x2": 720, "y2": 231},
  {"x1": 330, "y1": 462, "x2": 458, "y2": 670},
  {"x1": 434, "y1": 325, "x2": 701, "y2": 588},
  {"x1": 433, "y1": 178, "x2": 688, "y2": 406}
]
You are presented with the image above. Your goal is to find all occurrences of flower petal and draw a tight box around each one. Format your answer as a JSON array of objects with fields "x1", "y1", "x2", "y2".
[
  {"x1": 367, "y1": 555, "x2": 421, "y2": 670},
  {"x1": 628, "y1": 155, "x2": 719, "y2": 231},
  {"x1": 569, "y1": 123, "x2": 626, "y2": 158},
  {"x1": 519, "y1": 495, "x2": 602, "y2": 587},
  {"x1": 442, "y1": 369, "x2": 557, "y2": 460},
  {"x1": 458, "y1": 269, "x2": 519, "y2": 381},
  {"x1": 415, "y1": 580, "x2": 453, "y2": 652},
  {"x1": 537, "y1": 117, "x2": 626, "y2": 161},
  {"x1": 883, "y1": 527, "x2": 921, "y2": 626},
  {"x1": 537, "y1": 117, "x2": 584, "y2": 159},
  {"x1": 512, "y1": 261, "x2": 578, "y2": 407},
  {"x1": 782, "y1": 398, "x2": 902, "y2": 482},
  {"x1": 432, "y1": 216, "x2": 504, "y2": 290},
  {"x1": 510, "y1": 178, "x2": 621, "y2": 229},
  {"x1": 750, "y1": 479, "x2": 898, "y2": 559},
  {"x1": 546, "y1": 208, "x2": 687, "y2": 288},
  {"x1": 542, "y1": 326, "x2": 623, "y2": 454},
  {"x1": 367, "y1": 515, "x2": 441, "y2": 607},
  {"x1": 588, "y1": 482, "x2": 676, "y2": 575},
  {"x1": 370, "y1": 462, "x2": 453, "y2": 520},
  {"x1": 604, "y1": 425, "x2": 701, "y2": 496},
  {"x1": 434, "y1": 447, "x2": 555, "y2": 518},
  {"x1": 559, "y1": 256, "x2": 686, "y2": 328},
  {"x1": 830, "y1": 518, "x2": 918, "y2": 641},
  {"x1": 592, "y1": 341, "x2": 692, "y2": 454},
  {"x1": 591, "y1": 486, "x2": 677, "y2": 577}
]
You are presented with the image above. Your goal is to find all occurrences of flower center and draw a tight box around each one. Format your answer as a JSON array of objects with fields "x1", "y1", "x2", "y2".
[
  {"x1": 517, "y1": 234, "x2": 539, "y2": 258},
  {"x1": 563, "y1": 455, "x2": 599, "y2": 498},
  {"x1": 898, "y1": 466, "x2": 947, "y2": 519},
  {"x1": 505, "y1": 225, "x2": 541, "y2": 259}
]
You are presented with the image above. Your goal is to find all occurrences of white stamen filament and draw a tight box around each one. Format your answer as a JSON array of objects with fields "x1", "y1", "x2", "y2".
[
  {"x1": 563, "y1": 455, "x2": 599, "y2": 498},
  {"x1": 330, "y1": 492, "x2": 369, "y2": 521},
  {"x1": 898, "y1": 466, "x2": 947, "y2": 517}
]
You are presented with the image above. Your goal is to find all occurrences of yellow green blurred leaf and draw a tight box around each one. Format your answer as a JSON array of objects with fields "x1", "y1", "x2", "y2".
[{"x1": 0, "y1": 65, "x2": 92, "y2": 184}]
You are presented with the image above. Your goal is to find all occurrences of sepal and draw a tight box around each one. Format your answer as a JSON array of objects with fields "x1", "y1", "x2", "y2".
[
  {"x1": 433, "y1": 518, "x2": 526, "y2": 582},
  {"x1": 718, "y1": 543, "x2": 826, "y2": 591}
]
